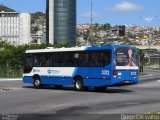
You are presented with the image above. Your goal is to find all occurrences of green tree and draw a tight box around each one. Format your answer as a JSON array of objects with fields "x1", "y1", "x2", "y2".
[
  {"x1": 31, "y1": 12, "x2": 45, "y2": 24},
  {"x1": 0, "y1": 5, "x2": 15, "y2": 12},
  {"x1": 94, "y1": 23, "x2": 99, "y2": 32},
  {"x1": 103, "y1": 23, "x2": 111, "y2": 30},
  {"x1": 127, "y1": 32, "x2": 134, "y2": 38},
  {"x1": 139, "y1": 50, "x2": 148, "y2": 65},
  {"x1": 137, "y1": 33, "x2": 144, "y2": 38}
]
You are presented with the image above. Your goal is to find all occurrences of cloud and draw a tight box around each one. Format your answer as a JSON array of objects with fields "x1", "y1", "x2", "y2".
[
  {"x1": 81, "y1": 11, "x2": 98, "y2": 18},
  {"x1": 108, "y1": 1, "x2": 143, "y2": 12},
  {"x1": 140, "y1": 16, "x2": 158, "y2": 23},
  {"x1": 144, "y1": 17, "x2": 153, "y2": 22}
]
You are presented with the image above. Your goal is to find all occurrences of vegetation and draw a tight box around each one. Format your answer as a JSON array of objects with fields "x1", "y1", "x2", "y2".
[
  {"x1": 0, "y1": 5, "x2": 15, "y2": 12},
  {"x1": 0, "y1": 38, "x2": 74, "y2": 77},
  {"x1": 31, "y1": 12, "x2": 45, "y2": 20},
  {"x1": 139, "y1": 49, "x2": 148, "y2": 66},
  {"x1": 0, "y1": 37, "x2": 148, "y2": 78}
]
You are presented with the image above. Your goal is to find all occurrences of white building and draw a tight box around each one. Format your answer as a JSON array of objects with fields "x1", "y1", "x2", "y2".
[{"x1": 0, "y1": 12, "x2": 31, "y2": 46}]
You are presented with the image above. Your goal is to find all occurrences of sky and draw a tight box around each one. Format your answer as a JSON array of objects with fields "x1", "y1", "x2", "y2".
[{"x1": 1, "y1": 0, "x2": 160, "y2": 26}]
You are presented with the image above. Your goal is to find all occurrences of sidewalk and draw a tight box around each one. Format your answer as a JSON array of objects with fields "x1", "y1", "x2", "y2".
[{"x1": 0, "y1": 78, "x2": 22, "y2": 81}]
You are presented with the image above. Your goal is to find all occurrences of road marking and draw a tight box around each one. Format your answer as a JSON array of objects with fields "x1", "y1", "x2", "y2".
[
  {"x1": 0, "y1": 78, "x2": 22, "y2": 81},
  {"x1": 140, "y1": 76, "x2": 160, "y2": 80},
  {"x1": 0, "y1": 87, "x2": 22, "y2": 91}
]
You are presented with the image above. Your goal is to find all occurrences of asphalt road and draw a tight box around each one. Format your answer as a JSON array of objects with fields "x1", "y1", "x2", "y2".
[{"x1": 0, "y1": 70, "x2": 160, "y2": 120}]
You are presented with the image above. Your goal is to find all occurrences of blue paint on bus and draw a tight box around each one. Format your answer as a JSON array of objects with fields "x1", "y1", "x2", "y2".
[{"x1": 23, "y1": 45, "x2": 139, "y2": 88}]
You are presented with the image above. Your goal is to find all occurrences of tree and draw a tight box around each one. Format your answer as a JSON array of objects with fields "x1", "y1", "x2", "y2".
[
  {"x1": 94, "y1": 23, "x2": 99, "y2": 32},
  {"x1": 0, "y1": 40, "x2": 60, "y2": 77},
  {"x1": 31, "y1": 12, "x2": 45, "y2": 24},
  {"x1": 137, "y1": 33, "x2": 144, "y2": 38},
  {"x1": 139, "y1": 50, "x2": 148, "y2": 65},
  {"x1": 127, "y1": 32, "x2": 134, "y2": 38},
  {"x1": 103, "y1": 23, "x2": 111, "y2": 30},
  {"x1": 0, "y1": 5, "x2": 15, "y2": 12}
]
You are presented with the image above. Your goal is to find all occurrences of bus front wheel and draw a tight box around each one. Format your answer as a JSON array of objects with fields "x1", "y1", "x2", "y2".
[
  {"x1": 74, "y1": 77, "x2": 85, "y2": 91},
  {"x1": 33, "y1": 77, "x2": 41, "y2": 89}
]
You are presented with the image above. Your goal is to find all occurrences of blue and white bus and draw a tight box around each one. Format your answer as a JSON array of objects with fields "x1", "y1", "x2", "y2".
[{"x1": 23, "y1": 45, "x2": 139, "y2": 91}]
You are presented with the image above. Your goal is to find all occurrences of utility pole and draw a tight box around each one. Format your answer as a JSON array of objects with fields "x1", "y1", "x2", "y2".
[
  {"x1": 87, "y1": 0, "x2": 93, "y2": 45},
  {"x1": 91, "y1": 0, "x2": 93, "y2": 27}
]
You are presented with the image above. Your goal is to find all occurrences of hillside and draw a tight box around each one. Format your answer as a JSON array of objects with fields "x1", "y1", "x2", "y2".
[
  {"x1": 0, "y1": 5, "x2": 15, "y2": 12},
  {"x1": 31, "y1": 12, "x2": 46, "y2": 33}
]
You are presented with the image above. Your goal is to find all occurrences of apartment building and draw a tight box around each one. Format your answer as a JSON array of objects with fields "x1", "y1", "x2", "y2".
[{"x1": 0, "y1": 12, "x2": 31, "y2": 45}]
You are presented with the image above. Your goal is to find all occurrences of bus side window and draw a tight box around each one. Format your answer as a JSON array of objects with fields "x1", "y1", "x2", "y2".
[
  {"x1": 34, "y1": 55, "x2": 39, "y2": 67},
  {"x1": 46, "y1": 57, "x2": 52, "y2": 67},
  {"x1": 103, "y1": 51, "x2": 111, "y2": 65},
  {"x1": 94, "y1": 52, "x2": 102, "y2": 66},
  {"x1": 54, "y1": 53, "x2": 64, "y2": 67},
  {"x1": 40, "y1": 56, "x2": 47, "y2": 67},
  {"x1": 33, "y1": 54, "x2": 50, "y2": 67},
  {"x1": 94, "y1": 50, "x2": 111, "y2": 66},
  {"x1": 80, "y1": 53, "x2": 88, "y2": 66},
  {"x1": 43, "y1": 53, "x2": 51, "y2": 67}
]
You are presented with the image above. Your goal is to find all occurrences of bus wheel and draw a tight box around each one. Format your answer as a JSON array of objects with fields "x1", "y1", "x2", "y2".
[
  {"x1": 74, "y1": 77, "x2": 84, "y2": 91},
  {"x1": 33, "y1": 77, "x2": 41, "y2": 89},
  {"x1": 94, "y1": 86, "x2": 107, "y2": 92},
  {"x1": 55, "y1": 85, "x2": 63, "y2": 89}
]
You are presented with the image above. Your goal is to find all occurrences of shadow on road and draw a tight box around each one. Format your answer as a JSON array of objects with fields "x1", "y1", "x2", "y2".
[
  {"x1": 22, "y1": 85, "x2": 134, "y2": 94},
  {"x1": 7, "y1": 114, "x2": 120, "y2": 120}
]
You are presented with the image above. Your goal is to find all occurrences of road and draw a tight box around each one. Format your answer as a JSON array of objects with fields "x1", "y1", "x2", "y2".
[{"x1": 0, "y1": 70, "x2": 160, "y2": 120}]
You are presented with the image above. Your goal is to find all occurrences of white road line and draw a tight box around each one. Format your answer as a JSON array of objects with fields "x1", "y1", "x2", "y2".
[
  {"x1": 140, "y1": 76, "x2": 160, "y2": 80},
  {"x1": 0, "y1": 78, "x2": 22, "y2": 81}
]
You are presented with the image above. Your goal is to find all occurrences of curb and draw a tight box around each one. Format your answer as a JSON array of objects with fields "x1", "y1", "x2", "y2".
[{"x1": 139, "y1": 74, "x2": 152, "y2": 78}]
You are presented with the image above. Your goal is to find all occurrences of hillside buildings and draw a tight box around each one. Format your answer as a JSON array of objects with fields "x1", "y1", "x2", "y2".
[
  {"x1": 77, "y1": 24, "x2": 160, "y2": 45},
  {"x1": 0, "y1": 12, "x2": 31, "y2": 45}
]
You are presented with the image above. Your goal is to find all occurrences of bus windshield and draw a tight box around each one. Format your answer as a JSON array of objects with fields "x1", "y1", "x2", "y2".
[
  {"x1": 115, "y1": 48, "x2": 139, "y2": 66},
  {"x1": 24, "y1": 54, "x2": 33, "y2": 73}
]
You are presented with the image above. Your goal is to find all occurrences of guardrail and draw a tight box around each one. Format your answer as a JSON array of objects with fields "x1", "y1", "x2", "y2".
[{"x1": 135, "y1": 45, "x2": 160, "y2": 50}]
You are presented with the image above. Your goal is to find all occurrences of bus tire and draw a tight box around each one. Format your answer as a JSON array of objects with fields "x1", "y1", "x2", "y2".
[
  {"x1": 94, "y1": 86, "x2": 107, "y2": 92},
  {"x1": 55, "y1": 85, "x2": 63, "y2": 89},
  {"x1": 33, "y1": 77, "x2": 42, "y2": 89},
  {"x1": 74, "y1": 77, "x2": 85, "y2": 91}
]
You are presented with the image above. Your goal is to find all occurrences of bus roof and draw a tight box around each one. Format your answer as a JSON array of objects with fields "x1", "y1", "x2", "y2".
[{"x1": 25, "y1": 45, "x2": 136, "y2": 53}]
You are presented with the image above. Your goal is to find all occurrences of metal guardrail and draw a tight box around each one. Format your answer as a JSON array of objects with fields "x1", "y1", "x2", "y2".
[{"x1": 135, "y1": 45, "x2": 160, "y2": 50}]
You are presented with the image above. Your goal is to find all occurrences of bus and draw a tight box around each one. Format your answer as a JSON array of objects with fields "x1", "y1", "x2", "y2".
[{"x1": 23, "y1": 45, "x2": 139, "y2": 91}]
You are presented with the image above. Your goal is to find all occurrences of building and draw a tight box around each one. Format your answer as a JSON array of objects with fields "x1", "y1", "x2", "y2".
[
  {"x1": 46, "y1": 0, "x2": 77, "y2": 46},
  {"x1": 30, "y1": 32, "x2": 46, "y2": 45},
  {"x1": 0, "y1": 12, "x2": 31, "y2": 46}
]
